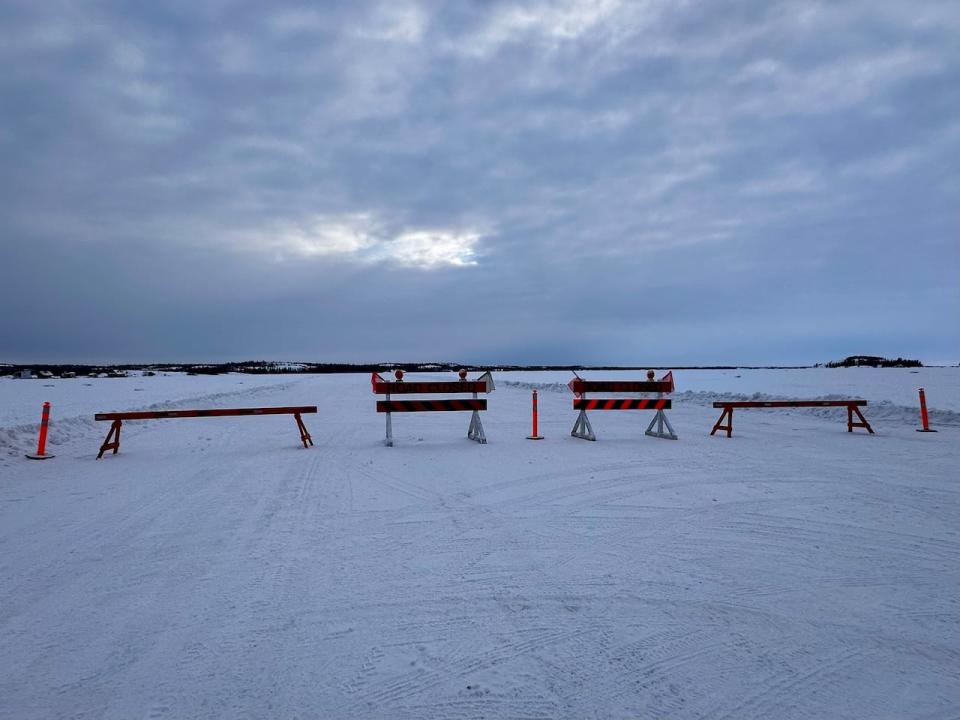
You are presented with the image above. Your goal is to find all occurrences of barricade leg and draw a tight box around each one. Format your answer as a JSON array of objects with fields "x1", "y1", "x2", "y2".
[
  {"x1": 294, "y1": 413, "x2": 313, "y2": 448},
  {"x1": 711, "y1": 406, "x2": 733, "y2": 437},
  {"x1": 97, "y1": 419, "x2": 123, "y2": 459},
  {"x1": 645, "y1": 408, "x2": 678, "y2": 440},
  {"x1": 467, "y1": 410, "x2": 487, "y2": 444},
  {"x1": 384, "y1": 389, "x2": 394, "y2": 446},
  {"x1": 847, "y1": 405, "x2": 874, "y2": 434},
  {"x1": 571, "y1": 409, "x2": 596, "y2": 441}
]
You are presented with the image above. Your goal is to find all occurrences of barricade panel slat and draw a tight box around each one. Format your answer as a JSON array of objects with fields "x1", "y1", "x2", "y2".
[
  {"x1": 570, "y1": 379, "x2": 672, "y2": 395},
  {"x1": 95, "y1": 406, "x2": 318, "y2": 421},
  {"x1": 710, "y1": 400, "x2": 867, "y2": 409},
  {"x1": 372, "y1": 381, "x2": 488, "y2": 395},
  {"x1": 376, "y1": 399, "x2": 487, "y2": 413},
  {"x1": 573, "y1": 398, "x2": 671, "y2": 411}
]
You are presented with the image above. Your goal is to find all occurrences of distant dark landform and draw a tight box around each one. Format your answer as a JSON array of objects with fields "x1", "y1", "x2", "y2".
[
  {"x1": 0, "y1": 356, "x2": 932, "y2": 378},
  {"x1": 820, "y1": 356, "x2": 923, "y2": 368}
]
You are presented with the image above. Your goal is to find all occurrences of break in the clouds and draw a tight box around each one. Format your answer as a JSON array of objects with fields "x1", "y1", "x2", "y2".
[{"x1": 0, "y1": 0, "x2": 957, "y2": 364}]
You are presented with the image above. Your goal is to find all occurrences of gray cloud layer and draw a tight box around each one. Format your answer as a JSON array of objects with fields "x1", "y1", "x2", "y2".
[{"x1": 1, "y1": 0, "x2": 957, "y2": 364}]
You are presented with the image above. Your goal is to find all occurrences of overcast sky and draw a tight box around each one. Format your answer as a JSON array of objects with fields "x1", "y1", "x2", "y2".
[{"x1": 1, "y1": 1, "x2": 957, "y2": 365}]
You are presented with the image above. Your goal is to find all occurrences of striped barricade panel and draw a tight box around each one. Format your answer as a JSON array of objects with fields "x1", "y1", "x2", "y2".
[
  {"x1": 569, "y1": 379, "x2": 673, "y2": 396},
  {"x1": 377, "y1": 399, "x2": 487, "y2": 413},
  {"x1": 372, "y1": 381, "x2": 488, "y2": 395},
  {"x1": 573, "y1": 398, "x2": 671, "y2": 411}
]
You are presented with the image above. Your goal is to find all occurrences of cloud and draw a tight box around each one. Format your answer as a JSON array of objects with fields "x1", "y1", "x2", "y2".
[
  {"x1": 249, "y1": 214, "x2": 483, "y2": 268},
  {"x1": 731, "y1": 48, "x2": 943, "y2": 118},
  {"x1": 460, "y1": 0, "x2": 625, "y2": 56},
  {"x1": 0, "y1": 0, "x2": 957, "y2": 363},
  {"x1": 387, "y1": 230, "x2": 481, "y2": 267}
]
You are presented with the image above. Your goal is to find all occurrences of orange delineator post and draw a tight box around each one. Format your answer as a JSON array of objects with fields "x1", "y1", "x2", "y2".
[
  {"x1": 26, "y1": 401, "x2": 55, "y2": 460},
  {"x1": 917, "y1": 388, "x2": 936, "y2": 432},
  {"x1": 37, "y1": 402, "x2": 50, "y2": 455},
  {"x1": 527, "y1": 390, "x2": 544, "y2": 440}
]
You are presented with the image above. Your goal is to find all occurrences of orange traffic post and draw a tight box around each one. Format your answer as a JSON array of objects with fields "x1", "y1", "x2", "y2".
[
  {"x1": 26, "y1": 401, "x2": 55, "y2": 460},
  {"x1": 917, "y1": 388, "x2": 937, "y2": 432},
  {"x1": 527, "y1": 390, "x2": 544, "y2": 440}
]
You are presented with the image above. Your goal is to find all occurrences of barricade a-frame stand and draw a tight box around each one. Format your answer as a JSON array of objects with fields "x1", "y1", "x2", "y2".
[
  {"x1": 384, "y1": 391, "x2": 394, "y2": 447},
  {"x1": 467, "y1": 404, "x2": 487, "y2": 444},
  {"x1": 644, "y1": 392, "x2": 678, "y2": 440},
  {"x1": 571, "y1": 400, "x2": 676, "y2": 441},
  {"x1": 571, "y1": 407, "x2": 596, "y2": 441}
]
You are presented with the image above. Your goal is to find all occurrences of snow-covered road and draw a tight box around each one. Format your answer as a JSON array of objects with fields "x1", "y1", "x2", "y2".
[{"x1": 1, "y1": 371, "x2": 958, "y2": 718}]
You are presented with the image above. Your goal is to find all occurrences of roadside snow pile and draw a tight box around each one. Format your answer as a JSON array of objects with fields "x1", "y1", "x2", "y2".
[
  {"x1": 0, "y1": 375, "x2": 301, "y2": 466},
  {"x1": 674, "y1": 391, "x2": 960, "y2": 428},
  {"x1": 96, "y1": 379, "x2": 299, "y2": 415},
  {"x1": 498, "y1": 379, "x2": 571, "y2": 393},
  {"x1": 499, "y1": 381, "x2": 960, "y2": 428},
  {"x1": 0, "y1": 416, "x2": 100, "y2": 465}
]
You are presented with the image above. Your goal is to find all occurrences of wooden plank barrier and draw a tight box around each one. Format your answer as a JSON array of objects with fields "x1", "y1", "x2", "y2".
[
  {"x1": 710, "y1": 400, "x2": 874, "y2": 438},
  {"x1": 94, "y1": 406, "x2": 317, "y2": 458},
  {"x1": 372, "y1": 369, "x2": 494, "y2": 446},
  {"x1": 568, "y1": 371, "x2": 677, "y2": 441}
]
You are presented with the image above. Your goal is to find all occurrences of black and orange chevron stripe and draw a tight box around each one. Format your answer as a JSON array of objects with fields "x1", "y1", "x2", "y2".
[
  {"x1": 372, "y1": 381, "x2": 488, "y2": 395},
  {"x1": 573, "y1": 398, "x2": 671, "y2": 411},
  {"x1": 569, "y1": 380, "x2": 671, "y2": 395},
  {"x1": 376, "y1": 399, "x2": 487, "y2": 413}
]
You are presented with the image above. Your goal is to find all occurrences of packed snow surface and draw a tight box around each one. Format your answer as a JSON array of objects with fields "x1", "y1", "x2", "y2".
[{"x1": 1, "y1": 369, "x2": 958, "y2": 719}]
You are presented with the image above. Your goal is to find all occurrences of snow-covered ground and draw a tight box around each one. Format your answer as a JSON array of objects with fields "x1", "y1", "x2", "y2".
[{"x1": 1, "y1": 369, "x2": 957, "y2": 719}]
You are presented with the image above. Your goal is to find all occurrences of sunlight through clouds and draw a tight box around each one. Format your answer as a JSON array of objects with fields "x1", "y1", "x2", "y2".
[
  {"x1": 385, "y1": 230, "x2": 480, "y2": 267},
  {"x1": 263, "y1": 214, "x2": 482, "y2": 268}
]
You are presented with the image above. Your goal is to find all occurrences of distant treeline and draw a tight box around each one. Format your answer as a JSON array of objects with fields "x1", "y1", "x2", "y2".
[
  {"x1": 2, "y1": 360, "x2": 810, "y2": 377},
  {"x1": 1, "y1": 357, "x2": 932, "y2": 377},
  {"x1": 821, "y1": 356, "x2": 922, "y2": 368}
]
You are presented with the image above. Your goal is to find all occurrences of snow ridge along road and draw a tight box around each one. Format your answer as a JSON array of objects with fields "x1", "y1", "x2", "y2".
[{"x1": 0, "y1": 370, "x2": 958, "y2": 719}]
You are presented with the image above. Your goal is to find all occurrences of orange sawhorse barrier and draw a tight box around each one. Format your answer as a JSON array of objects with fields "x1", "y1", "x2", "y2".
[
  {"x1": 710, "y1": 400, "x2": 873, "y2": 438},
  {"x1": 94, "y1": 406, "x2": 317, "y2": 458}
]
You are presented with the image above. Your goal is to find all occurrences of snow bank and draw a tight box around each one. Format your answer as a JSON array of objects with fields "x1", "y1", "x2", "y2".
[
  {"x1": 0, "y1": 374, "x2": 298, "y2": 465},
  {"x1": 499, "y1": 380, "x2": 960, "y2": 428}
]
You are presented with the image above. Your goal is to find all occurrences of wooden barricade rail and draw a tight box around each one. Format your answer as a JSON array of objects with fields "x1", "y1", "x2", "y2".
[
  {"x1": 372, "y1": 370, "x2": 494, "y2": 446},
  {"x1": 568, "y1": 371, "x2": 677, "y2": 441},
  {"x1": 710, "y1": 400, "x2": 873, "y2": 438},
  {"x1": 94, "y1": 406, "x2": 317, "y2": 458}
]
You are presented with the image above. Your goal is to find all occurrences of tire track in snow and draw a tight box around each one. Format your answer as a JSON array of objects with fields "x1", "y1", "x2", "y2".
[
  {"x1": 711, "y1": 646, "x2": 871, "y2": 720},
  {"x1": 351, "y1": 626, "x2": 584, "y2": 710}
]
